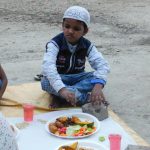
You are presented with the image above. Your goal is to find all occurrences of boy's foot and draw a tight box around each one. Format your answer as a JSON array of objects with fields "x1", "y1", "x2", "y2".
[
  {"x1": 49, "y1": 94, "x2": 73, "y2": 109},
  {"x1": 34, "y1": 74, "x2": 43, "y2": 81},
  {"x1": 49, "y1": 95, "x2": 61, "y2": 109}
]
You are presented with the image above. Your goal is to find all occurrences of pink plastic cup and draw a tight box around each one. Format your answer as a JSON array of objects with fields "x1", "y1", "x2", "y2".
[
  {"x1": 23, "y1": 104, "x2": 34, "y2": 122},
  {"x1": 109, "y1": 134, "x2": 122, "y2": 150}
]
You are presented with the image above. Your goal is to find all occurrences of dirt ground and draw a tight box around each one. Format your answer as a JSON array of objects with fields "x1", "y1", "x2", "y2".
[{"x1": 0, "y1": 0, "x2": 150, "y2": 144}]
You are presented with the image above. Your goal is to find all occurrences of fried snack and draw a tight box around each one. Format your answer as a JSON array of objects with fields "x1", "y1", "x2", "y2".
[
  {"x1": 58, "y1": 142, "x2": 78, "y2": 150},
  {"x1": 71, "y1": 116, "x2": 93, "y2": 127},
  {"x1": 57, "y1": 117, "x2": 68, "y2": 123},
  {"x1": 55, "y1": 120, "x2": 64, "y2": 128},
  {"x1": 70, "y1": 142, "x2": 78, "y2": 149},
  {"x1": 48, "y1": 123, "x2": 58, "y2": 134},
  {"x1": 71, "y1": 116, "x2": 81, "y2": 124},
  {"x1": 58, "y1": 146, "x2": 75, "y2": 150}
]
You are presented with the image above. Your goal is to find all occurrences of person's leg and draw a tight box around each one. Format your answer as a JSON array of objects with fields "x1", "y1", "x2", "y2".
[
  {"x1": 69, "y1": 72, "x2": 95, "y2": 93},
  {"x1": 41, "y1": 77, "x2": 70, "y2": 108},
  {"x1": 60, "y1": 71, "x2": 94, "y2": 87},
  {"x1": 41, "y1": 72, "x2": 96, "y2": 106},
  {"x1": 41, "y1": 72, "x2": 94, "y2": 95},
  {"x1": 61, "y1": 72, "x2": 95, "y2": 105},
  {"x1": 41, "y1": 77, "x2": 60, "y2": 96}
]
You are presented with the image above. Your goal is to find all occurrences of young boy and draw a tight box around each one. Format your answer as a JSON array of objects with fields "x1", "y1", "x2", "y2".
[
  {"x1": 41, "y1": 6, "x2": 110, "y2": 107},
  {"x1": 0, "y1": 64, "x2": 8, "y2": 100}
]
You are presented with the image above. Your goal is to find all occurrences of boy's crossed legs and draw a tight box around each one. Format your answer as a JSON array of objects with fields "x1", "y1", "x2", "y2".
[{"x1": 41, "y1": 72, "x2": 95, "y2": 107}]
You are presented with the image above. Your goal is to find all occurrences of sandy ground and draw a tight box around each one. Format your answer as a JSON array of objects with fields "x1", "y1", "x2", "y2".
[{"x1": 0, "y1": 0, "x2": 150, "y2": 144}]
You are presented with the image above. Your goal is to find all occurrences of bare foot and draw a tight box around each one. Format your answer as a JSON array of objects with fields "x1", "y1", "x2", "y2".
[
  {"x1": 49, "y1": 95, "x2": 61, "y2": 108},
  {"x1": 49, "y1": 94, "x2": 73, "y2": 108}
]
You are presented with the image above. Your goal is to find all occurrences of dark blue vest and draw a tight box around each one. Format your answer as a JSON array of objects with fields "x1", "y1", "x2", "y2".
[{"x1": 46, "y1": 33, "x2": 91, "y2": 74}]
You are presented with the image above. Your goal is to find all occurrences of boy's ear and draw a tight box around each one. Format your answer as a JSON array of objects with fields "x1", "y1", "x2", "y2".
[{"x1": 83, "y1": 28, "x2": 88, "y2": 35}]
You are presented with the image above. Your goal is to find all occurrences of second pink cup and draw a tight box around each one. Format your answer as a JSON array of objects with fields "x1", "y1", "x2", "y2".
[{"x1": 109, "y1": 134, "x2": 122, "y2": 150}]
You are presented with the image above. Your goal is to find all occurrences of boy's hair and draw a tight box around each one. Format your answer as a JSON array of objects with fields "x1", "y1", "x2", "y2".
[
  {"x1": 63, "y1": 6, "x2": 90, "y2": 28},
  {"x1": 63, "y1": 18, "x2": 88, "y2": 30}
]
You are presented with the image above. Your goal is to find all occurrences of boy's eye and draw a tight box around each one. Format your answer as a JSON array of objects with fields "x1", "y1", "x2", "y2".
[
  {"x1": 73, "y1": 27, "x2": 81, "y2": 31},
  {"x1": 64, "y1": 24, "x2": 81, "y2": 31},
  {"x1": 64, "y1": 24, "x2": 70, "y2": 29}
]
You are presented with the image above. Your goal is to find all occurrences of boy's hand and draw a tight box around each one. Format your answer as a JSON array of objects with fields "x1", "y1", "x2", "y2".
[
  {"x1": 59, "y1": 88, "x2": 76, "y2": 106},
  {"x1": 91, "y1": 84, "x2": 105, "y2": 105}
]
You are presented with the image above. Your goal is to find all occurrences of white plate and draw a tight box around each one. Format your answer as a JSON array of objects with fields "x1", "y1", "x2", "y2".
[
  {"x1": 45, "y1": 112, "x2": 100, "y2": 139},
  {"x1": 55, "y1": 141, "x2": 108, "y2": 150},
  {"x1": 10, "y1": 124, "x2": 20, "y2": 139}
]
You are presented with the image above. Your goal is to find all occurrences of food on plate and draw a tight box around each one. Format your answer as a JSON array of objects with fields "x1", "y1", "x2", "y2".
[
  {"x1": 58, "y1": 142, "x2": 78, "y2": 150},
  {"x1": 71, "y1": 116, "x2": 94, "y2": 127},
  {"x1": 78, "y1": 148, "x2": 94, "y2": 150},
  {"x1": 58, "y1": 142, "x2": 94, "y2": 150},
  {"x1": 48, "y1": 123, "x2": 58, "y2": 134},
  {"x1": 99, "y1": 136, "x2": 105, "y2": 142},
  {"x1": 55, "y1": 120, "x2": 64, "y2": 128},
  {"x1": 48, "y1": 116, "x2": 96, "y2": 137},
  {"x1": 57, "y1": 116, "x2": 68, "y2": 123},
  {"x1": 59, "y1": 146, "x2": 74, "y2": 150}
]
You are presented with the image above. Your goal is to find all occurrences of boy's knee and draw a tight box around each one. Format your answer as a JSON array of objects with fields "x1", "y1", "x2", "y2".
[
  {"x1": 41, "y1": 78, "x2": 49, "y2": 91},
  {"x1": 41, "y1": 78, "x2": 57, "y2": 95},
  {"x1": 41, "y1": 83, "x2": 46, "y2": 91}
]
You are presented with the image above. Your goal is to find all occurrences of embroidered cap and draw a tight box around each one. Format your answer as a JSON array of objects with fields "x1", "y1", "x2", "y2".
[{"x1": 63, "y1": 6, "x2": 90, "y2": 28}]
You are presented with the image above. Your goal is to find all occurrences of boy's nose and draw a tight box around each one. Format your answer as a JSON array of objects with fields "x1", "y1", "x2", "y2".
[{"x1": 68, "y1": 28, "x2": 74, "y2": 34}]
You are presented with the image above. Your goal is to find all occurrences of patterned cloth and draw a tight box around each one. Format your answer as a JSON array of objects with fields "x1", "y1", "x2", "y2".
[{"x1": 0, "y1": 116, "x2": 18, "y2": 150}]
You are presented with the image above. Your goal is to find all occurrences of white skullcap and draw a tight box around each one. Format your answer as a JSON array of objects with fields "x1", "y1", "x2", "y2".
[{"x1": 63, "y1": 6, "x2": 90, "y2": 28}]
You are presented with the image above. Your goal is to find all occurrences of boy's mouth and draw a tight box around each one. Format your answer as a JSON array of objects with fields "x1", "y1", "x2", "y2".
[
  {"x1": 66, "y1": 34, "x2": 73, "y2": 38},
  {"x1": 66, "y1": 35, "x2": 74, "y2": 40}
]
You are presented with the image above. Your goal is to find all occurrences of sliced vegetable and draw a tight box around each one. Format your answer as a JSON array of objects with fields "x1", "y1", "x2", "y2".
[
  {"x1": 77, "y1": 121, "x2": 94, "y2": 127},
  {"x1": 99, "y1": 136, "x2": 105, "y2": 142}
]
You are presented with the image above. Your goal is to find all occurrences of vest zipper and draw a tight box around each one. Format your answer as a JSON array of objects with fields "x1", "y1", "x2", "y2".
[{"x1": 66, "y1": 52, "x2": 75, "y2": 73}]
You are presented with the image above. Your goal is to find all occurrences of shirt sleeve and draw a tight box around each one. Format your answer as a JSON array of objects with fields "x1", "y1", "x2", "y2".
[
  {"x1": 87, "y1": 45, "x2": 110, "y2": 83},
  {"x1": 41, "y1": 42, "x2": 65, "y2": 92}
]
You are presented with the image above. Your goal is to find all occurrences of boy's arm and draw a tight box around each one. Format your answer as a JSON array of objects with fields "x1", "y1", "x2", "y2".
[
  {"x1": 0, "y1": 65, "x2": 8, "y2": 99},
  {"x1": 42, "y1": 42, "x2": 76, "y2": 105},
  {"x1": 42, "y1": 42, "x2": 75, "y2": 105},
  {"x1": 87, "y1": 45, "x2": 110, "y2": 84},
  {"x1": 42, "y1": 42, "x2": 66, "y2": 93},
  {"x1": 87, "y1": 45, "x2": 110, "y2": 104}
]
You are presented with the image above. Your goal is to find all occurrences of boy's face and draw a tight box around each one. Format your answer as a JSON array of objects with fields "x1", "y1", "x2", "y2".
[{"x1": 62, "y1": 18, "x2": 88, "y2": 45}]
